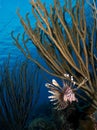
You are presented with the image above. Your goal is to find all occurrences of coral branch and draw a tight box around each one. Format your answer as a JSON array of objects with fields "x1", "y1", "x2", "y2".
[{"x1": 12, "y1": 0, "x2": 97, "y2": 113}]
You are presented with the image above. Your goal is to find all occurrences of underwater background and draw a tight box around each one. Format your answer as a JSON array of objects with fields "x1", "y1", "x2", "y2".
[
  {"x1": 0, "y1": 0, "x2": 97, "y2": 130},
  {"x1": 0, "y1": 0, "x2": 91, "y2": 65},
  {"x1": 0, "y1": 0, "x2": 52, "y2": 105}
]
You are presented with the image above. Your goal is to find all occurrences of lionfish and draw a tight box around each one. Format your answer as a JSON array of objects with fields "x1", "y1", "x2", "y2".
[{"x1": 45, "y1": 74, "x2": 78, "y2": 110}]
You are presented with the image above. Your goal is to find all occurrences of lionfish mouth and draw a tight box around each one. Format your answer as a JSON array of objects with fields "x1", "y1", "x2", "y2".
[{"x1": 45, "y1": 74, "x2": 78, "y2": 110}]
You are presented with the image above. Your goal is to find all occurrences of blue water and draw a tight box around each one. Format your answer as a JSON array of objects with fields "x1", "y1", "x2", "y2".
[{"x1": 0, "y1": 0, "x2": 93, "y2": 67}]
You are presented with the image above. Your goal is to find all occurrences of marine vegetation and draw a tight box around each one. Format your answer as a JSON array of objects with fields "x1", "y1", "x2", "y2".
[
  {"x1": 0, "y1": 58, "x2": 41, "y2": 130},
  {"x1": 11, "y1": 0, "x2": 97, "y2": 118}
]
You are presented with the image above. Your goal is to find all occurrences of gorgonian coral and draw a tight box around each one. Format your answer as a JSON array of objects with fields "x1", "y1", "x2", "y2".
[{"x1": 11, "y1": 0, "x2": 97, "y2": 114}]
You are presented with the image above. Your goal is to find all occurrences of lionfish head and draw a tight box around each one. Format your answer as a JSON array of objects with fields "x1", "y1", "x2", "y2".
[{"x1": 45, "y1": 74, "x2": 78, "y2": 110}]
